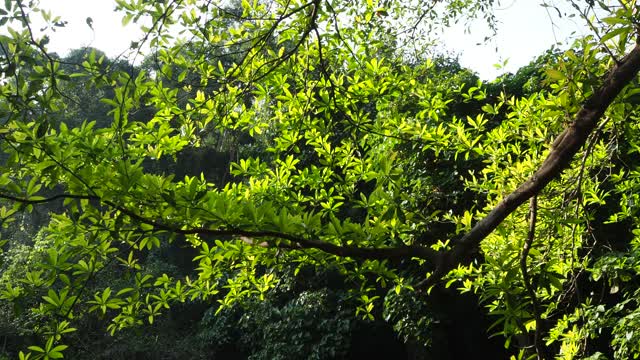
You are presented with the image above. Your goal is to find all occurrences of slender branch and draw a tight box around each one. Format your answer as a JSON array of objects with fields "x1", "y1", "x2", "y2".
[
  {"x1": 570, "y1": 1, "x2": 620, "y2": 64},
  {"x1": 62, "y1": 229, "x2": 152, "y2": 320},
  {"x1": 0, "y1": 191, "x2": 439, "y2": 263},
  {"x1": 243, "y1": 0, "x2": 321, "y2": 84},
  {"x1": 520, "y1": 196, "x2": 547, "y2": 360},
  {"x1": 101, "y1": 198, "x2": 439, "y2": 262},
  {"x1": 16, "y1": 1, "x2": 58, "y2": 91},
  {"x1": 568, "y1": 116, "x2": 610, "y2": 268},
  {"x1": 0, "y1": 192, "x2": 94, "y2": 204}
]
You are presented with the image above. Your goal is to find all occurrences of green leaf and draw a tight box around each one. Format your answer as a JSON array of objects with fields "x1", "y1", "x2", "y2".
[
  {"x1": 545, "y1": 68, "x2": 565, "y2": 81},
  {"x1": 600, "y1": 26, "x2": 630, "y2": 43},
  {"x1": 27, "y1": 346, "x2": 44, "y2": 353}
]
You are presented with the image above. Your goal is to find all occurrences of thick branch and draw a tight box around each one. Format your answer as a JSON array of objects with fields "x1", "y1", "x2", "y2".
[
  {"x1": 424, "y1": 42, "x2": 640, "y2": 287},
  {"x1": 0, "y1": 191, "x2": 439, "y2": 263}
]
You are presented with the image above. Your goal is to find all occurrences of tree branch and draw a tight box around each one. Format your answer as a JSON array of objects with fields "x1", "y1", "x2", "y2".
[
  {"x1": 422, "y1": 42, "x2": 640, "y2": 288},
  {"x1": 0, "y1": 191, "x2": 439, "y2": 263},
  {"x1": 0, "y1": 192, "x2": 94, "y2": 204},
  {"x1": 520, "y1": 196, "x2": 547, "y2": 360}
]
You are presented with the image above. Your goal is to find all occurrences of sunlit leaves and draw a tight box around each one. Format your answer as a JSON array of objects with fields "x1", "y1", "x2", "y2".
[
  {"x1": 27, "y1": 336, "x2": 68, "y2": 360},
  {"x1": 3, "y1": 0, "x2": 640, "y2": 358},
  {"x1": 87, "y1": 288, "x2": 125, "y2": 315}
]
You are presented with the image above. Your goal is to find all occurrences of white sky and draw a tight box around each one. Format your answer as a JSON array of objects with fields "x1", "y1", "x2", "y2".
[
  {"x1": 445, "y1": 0, "x2": 586, "y2": 78},
  {"x1": 34, "y1": 0, "x2": 585, "y2": 80},
  {"x1": 35, "y1": 0, "x2": 145, "y2": 59}
]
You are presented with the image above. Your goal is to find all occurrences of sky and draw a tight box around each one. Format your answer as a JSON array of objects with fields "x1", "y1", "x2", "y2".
[
  {"x1": 34, "y1": 0, "x2": 586, "y2": 80},
  {"x1": 443, "y1": 0, "x2": 586, "y2": 78}
]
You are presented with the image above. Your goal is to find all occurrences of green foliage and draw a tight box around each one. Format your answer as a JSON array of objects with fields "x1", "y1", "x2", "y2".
[
  {"x1": 383, "y1": 288, "x2": 433, "y2": 347},
  {"x1": 2, "y1": 0, "x2": 640, "y2": 359},
  {"x1": 200, "y1": 288, "x2": 353, "y2": 360}
]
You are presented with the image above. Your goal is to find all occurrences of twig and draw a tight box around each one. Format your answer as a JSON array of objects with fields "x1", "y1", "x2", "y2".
[{"x1": 520, "y1": 195, "x2": 547, "y2": 359}]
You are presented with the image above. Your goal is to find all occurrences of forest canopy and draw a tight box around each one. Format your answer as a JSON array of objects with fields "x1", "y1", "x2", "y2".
[{"x1": 2, "y1": 0, "x2": 640, "y2": 359}]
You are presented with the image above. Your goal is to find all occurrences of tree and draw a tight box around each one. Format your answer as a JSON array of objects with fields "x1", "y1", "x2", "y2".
[{"x1": 2, "y1": 0, "x2": 640, "y2": 359}]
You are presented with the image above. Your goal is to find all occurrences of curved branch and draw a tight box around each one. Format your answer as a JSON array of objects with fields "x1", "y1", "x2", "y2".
[
  {"x1": 100, "y1": 199, "x2": 440, "y2": 262},
  {"x1": 0, "y1": 191, "x2": 439, "y2": 263},
  {"x1": 0, "y1": 192, "x2": 94, "y2": 204}
]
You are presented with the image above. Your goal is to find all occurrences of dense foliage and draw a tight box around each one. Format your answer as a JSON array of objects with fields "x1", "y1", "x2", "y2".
[{"x1": 2, "y1": 0, "x2": 640, "y2": 359}]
